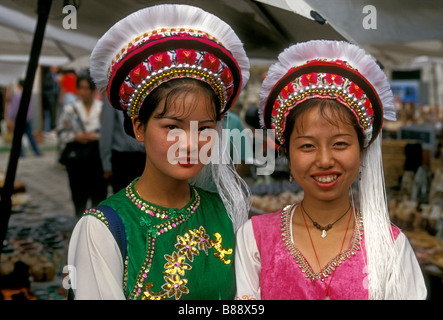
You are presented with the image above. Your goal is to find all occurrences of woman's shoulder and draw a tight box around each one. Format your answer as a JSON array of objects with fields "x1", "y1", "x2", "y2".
[{"x1": 250, "y1": 208, "x2": 289, "y2": 236}]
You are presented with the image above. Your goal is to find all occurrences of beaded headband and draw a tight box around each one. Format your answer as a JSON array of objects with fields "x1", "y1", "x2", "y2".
[
  {"x1": 108, "y1": 33, "x2": 240, "y2": 117},
  {"x1": 90, "y1": 5, "x2": 249, "y2": 118},
  {"x1": 259, "y1": 41, "x2": 395, "y2": 148}
]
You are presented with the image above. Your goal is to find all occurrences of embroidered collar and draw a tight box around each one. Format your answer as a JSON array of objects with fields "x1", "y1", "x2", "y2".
[
  {"x1": 125, "y1": 178, "x2": 201, "y2": 237},
  {"x1": 280, "y1": 203, "x2": 364, "y2": 282}
]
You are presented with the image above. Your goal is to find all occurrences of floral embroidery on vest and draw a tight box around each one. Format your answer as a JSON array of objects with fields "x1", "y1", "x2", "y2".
[{"x1": 140, "y1": 226, "x2": 232, "y2": 300}]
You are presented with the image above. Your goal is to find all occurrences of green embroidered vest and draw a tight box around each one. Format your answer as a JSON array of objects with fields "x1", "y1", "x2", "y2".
[{"x1": 85, "y1": 181, "x2": 235, "y2": 300}]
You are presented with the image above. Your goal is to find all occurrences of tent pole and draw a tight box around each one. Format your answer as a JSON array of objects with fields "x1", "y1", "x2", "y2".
[{"x1": 0, "y1": 0, "x2": 53, "y2": 256}]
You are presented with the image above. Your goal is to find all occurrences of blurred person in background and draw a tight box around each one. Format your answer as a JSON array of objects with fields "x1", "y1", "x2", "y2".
[
  {"x1": 99, "y1": 97, "x2": 145, "y2": 194},
  {"x1": 7, "y1": 79, "x2": 42, "y2": 157},
  {"x1": 57, "y1": 75, "x2": 107, "y2": 217}
]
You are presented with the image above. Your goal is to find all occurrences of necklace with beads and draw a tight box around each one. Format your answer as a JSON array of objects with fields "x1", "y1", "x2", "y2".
[
  {"x1": 301, "y1": 201, "x2": 351, "y2": 238},
  {"x1": 125, "y1": 178, "x2": 201, "y2": 237}
]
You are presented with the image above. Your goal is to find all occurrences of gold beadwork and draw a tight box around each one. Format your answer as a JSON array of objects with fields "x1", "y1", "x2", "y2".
[
  {"x1": 83, "y1": 208, "x2": 109, "y2": 227},
  {"x1": 126, "y1": 66, "x2": 226, "y2": 117}
]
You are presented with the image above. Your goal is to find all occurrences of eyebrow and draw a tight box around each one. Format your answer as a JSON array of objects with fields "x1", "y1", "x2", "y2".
[
  {"x1": 294, "y1": 133, "x2": 353, "y2": 140},
  {"x1": 159, "y1": 116, "x2": 215, "y2": 124}
]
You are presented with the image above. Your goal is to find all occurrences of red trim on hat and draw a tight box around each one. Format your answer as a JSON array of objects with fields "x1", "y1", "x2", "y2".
[
  {"x1": 263, "y1": 61, "x2": 384, "y2": 147},
  {"x1": 107, "y1": 35, "x2": 243, "y2": 114}
]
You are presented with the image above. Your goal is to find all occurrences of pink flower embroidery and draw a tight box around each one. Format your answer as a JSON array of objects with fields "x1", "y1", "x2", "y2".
[
  {"x1": 307, "y1": 59, "x2": 321, "y2": 64},
  {"x1": 129, "y1": 63, "x2": 149, "y2": 85},
  {"x1": 220, "y1": 67, "x2": 233, "y2": 85},
  {"x1": 176, "y1": 49, "x2": 197, "y2": 65},
  {"x1": 272, "y1": 108, "x2": 278, "y2": 117},
  {"x1": 363, "y1": 98, "x2": 371, "y2": 109},
  {"x1": 324, "y1": 73, "x2": 343, "y2": 86},
  {"x1": 149, "y1": 52, "x2": 172, "y2": 71},
  {"x1": 281, "y1": 88, "x2": 288, "y2": 100},
  {"x1": 148, "y1": 34, "x2": 164, "y2": 41},
  {"x1": 364, "y1": 99, "x2": 374, "y2": 116},
  {"x1": 176, "y1": 32, "x2": 192, "y2": 37},
  {"x1": 119, "y1": 82, "x2": 134, "y2": 101},
  {"x1": 201, "y1": 53, "x2": 220, "y2": 73},
  {"x1": 349, "y1": 82, "x2": 364, "y2": 99},
  {"x1": 300, "y1": 73, "x2": 318, "y2": 86},
  {"x1": 272, "y1": 101, "x2": 280, "y2": 116},
  {"x1": 280, "y1": 82, "x2": 295, "y2": 100}
]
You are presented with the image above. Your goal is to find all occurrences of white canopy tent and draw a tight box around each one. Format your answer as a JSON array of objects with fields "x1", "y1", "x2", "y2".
[
  {"x1": 0, "y1": 0, "x2": 347, "y2": 83},
  {"x1": 0, "y1": 0, "x2": 441, "y2": 103}
]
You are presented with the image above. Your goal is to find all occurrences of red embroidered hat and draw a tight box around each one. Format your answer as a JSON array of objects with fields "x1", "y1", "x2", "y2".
[
  {"x1": 259, "y1": 40, "x2": 395, "y2": 148},
  {"x1": 90, "y1": 4, "x2": 249, "y2": 118}
]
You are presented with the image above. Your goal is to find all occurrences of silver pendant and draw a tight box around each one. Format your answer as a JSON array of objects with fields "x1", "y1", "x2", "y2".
[
  {"x1": 324, "y1": 296, "x2": 330, "y2": 300},
  {"x1": 321, "y1": 230, "x2": 327, "y2": 238}
]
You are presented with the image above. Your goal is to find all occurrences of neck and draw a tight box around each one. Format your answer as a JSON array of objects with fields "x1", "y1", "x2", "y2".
[
  {"x1": 301, "y1": 194, "x2": 352, "y2": 226},
  {"x1": 136, "y1": 171, "x2": 191, "y2": 208}
]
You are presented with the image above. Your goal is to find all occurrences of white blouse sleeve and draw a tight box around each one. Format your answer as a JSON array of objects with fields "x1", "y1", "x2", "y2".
[
  {"x1": 68, "y1": 215, "x2": 126, "y2": 300},
  {"x1": 235, "y1": 219, "x2": 261, "y2": 300},
  {"x1": 385, "y1": 232, "x2": 427, "y2": 300}
]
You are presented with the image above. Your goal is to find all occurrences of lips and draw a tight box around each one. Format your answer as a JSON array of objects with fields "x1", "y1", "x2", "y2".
[
  {"x1": 311, "y1": 172, "x2": 341, "y2": 188},
  {"x1": 177, "y1": 158, "x2": 198, "y2": 166}
]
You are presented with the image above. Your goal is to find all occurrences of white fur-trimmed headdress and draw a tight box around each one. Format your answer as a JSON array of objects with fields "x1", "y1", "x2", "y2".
[
  {"x1": 259, "y1": 40, "x2": 395, "y2": 148},
  {"x1": 260, "y1": 41, "x2": 408, "y2": 299},
  {"x1": 90, "y1": 4, "x2": 250, "y2": 118}
]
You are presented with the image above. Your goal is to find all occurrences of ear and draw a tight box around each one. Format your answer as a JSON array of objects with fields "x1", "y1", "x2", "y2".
[{"x1": 132, "y1": 116, "x2": 145, "y2": 142}]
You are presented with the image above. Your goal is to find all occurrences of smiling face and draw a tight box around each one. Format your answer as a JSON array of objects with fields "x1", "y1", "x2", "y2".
[
  {"x1": 287, "y1": 100, "x2": 362, "y2": 203},
  {"x1": 132, "y1": 80, "x2": 218, "y2": 183}
]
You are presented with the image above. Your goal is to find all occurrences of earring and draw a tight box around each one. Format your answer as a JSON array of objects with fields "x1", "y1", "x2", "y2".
[
  {"x1": 289, "y1": 174, "x2": 293, "y2": 183},
  {"x1": 358, "y1": 171, "x2": 362, "y2": 181}
]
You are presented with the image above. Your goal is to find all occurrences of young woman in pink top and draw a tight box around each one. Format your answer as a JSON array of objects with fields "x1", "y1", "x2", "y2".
[{"x1": 235, "y1": 40, "x2": 427, "y2": 300}]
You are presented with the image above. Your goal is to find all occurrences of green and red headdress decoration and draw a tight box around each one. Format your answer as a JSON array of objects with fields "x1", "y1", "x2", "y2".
[
  {"x1": 259, "y1": 40, "x2": 395, "y2": 148},
  {"x1": 90, "y1": 4, "x2": 249, "y2": 118}
]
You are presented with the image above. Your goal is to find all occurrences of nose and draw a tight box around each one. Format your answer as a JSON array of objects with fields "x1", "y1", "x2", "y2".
[
  {"x1": 176, "y1": 124, "x2": 199, "y2": 157},
  {"x1": 315, "y1": 147, "x2": 335, "y2": 169}
]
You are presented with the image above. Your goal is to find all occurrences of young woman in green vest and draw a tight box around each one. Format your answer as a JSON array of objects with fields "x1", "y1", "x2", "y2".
[{"x1": 68, "y1": 4, "x2": 250, "y2": 300}]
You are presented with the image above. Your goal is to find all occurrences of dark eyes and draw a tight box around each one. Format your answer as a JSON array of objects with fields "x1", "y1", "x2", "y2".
[
  {"x1": 298, "y1": 141, "x2": 350, "y2": 150},
  {"x1": 333, "y1": 141, "x2": 350, "y2": 148},
  {"x1": 165, "y1": 125, "x2": 212, "y2": 131},
  {"x1": 166, "y1": 125, "x2": 178, "y2": 130}
]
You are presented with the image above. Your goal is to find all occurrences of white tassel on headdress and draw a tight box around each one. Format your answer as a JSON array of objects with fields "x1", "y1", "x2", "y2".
[
  {"x1": 189, "y1": 121, "x2": 250, "y2": 231},
  {"x1": 359, "y1": 135, "x2": 405, "y2": 299},
  {"x1": 90, "y1": 4, "x2": 250, "y2": 93}
]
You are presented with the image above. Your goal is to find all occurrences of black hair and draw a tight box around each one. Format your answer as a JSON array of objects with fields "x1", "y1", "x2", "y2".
[
  {"x1": 123, "y1": 78, "x2": 221, "y2": 138},
  {"x1": 283, "y1": 98, "x2": 365, "y2": 155},
  {"x1": 76, "y1": 75, "x2": 96, "y2": 91}
]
